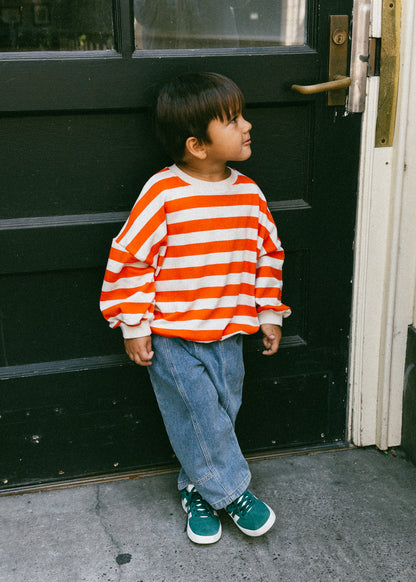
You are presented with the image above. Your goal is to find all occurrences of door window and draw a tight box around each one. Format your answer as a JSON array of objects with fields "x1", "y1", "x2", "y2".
[
  {"x1": 0, "y1": 0, "x2": 114, "y2": 51},
  {"x1": 134, "y1": 0, "x2": 306, "y2": 50}
]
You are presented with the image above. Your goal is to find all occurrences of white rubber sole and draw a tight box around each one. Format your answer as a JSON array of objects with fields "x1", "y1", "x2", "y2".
[
  {"x1": 186, "y1": 522, "x2": 222, "y2": 545},
  {"x1": 182, "y1": 497, "x2": 222, "y2": 545},
  {"x1": 230, "y1": 503, "x2": 276, "y2": 537}
]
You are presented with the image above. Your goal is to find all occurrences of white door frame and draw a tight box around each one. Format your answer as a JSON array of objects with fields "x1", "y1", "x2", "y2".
[{"x1": 349, "y1": 0, "x2": 416, "y2": 449}]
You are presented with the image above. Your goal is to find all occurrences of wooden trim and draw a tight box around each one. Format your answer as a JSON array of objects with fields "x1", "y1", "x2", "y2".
[
  {"x1": 0, "y1": 213, "x2": 128, "y2": 231},
  {"x1": 0, "y1": 336, "x2": 307, "y2": 381}
]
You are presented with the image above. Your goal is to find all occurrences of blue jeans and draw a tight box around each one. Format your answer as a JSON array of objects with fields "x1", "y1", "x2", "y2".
[{"x1": 148, "y1": 334, "x2": 251, "y2": 510}]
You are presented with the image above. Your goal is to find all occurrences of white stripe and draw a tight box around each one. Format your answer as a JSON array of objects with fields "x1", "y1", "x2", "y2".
[
  {"x1": 155, "y1": 271, "x2": 255, "y2": 292},
  {"x1": 106, "y1": 258, "x2": 150, "y2": 273},
  {"x1": 162, "y1": 250, "x2": 257, "y2": 269},
  {"x1": 163, "y1": 180, "x2": 260, "y2": 199},
  {"x1": 152, "y1": 315, "x2": 259, "y2": 332},
  {"x1": 255, "y1": 277, "x2": 282, "y2": 288},
  {"x1": 167, "y1": 227, "x2": 257, "y2": 247},
  {"x1": 114, "y1": 312, "x2": 154, "y2": 326},
  {"x1": 100, "y1": 291, "x2": 154, "y2": 309},
  {"x1": 102, "y1": 273, "x2": 153, "y2": 291},
  {"x1": 168, "y1": 205, "x2": 256, "y2": 224},
  {"x1": 155, "y1": 294, "x2": 256, "y2": 312},
  {"x1": 120, "y1": 217, "x2": 166, "y2": 252}
]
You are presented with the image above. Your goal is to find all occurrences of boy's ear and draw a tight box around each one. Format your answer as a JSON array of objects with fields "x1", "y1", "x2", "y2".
[{"x1": 185, "y1": 136, "x2": 208, "y2": 160}]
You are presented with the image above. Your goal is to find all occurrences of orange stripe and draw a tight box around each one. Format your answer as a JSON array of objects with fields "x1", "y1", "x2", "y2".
[
  {"x1": 156, "y1": 261, "x2": 256, "y2": 282},
  {"x1": 126, "y1": 206, "x2": 166, "y2": 256},
  {"x1": 151, "y1": 323, "x2": 258, "y2": 342},
  {"x1": 257, "y1": 303, "x2": 290, "y2": 313},
  {"x1": 101, "y1": 303, "x2": 154, "y2": 318},
  {"x1": 104, "y1": 265, "x2": 154, "y2": 284},
  {"x1": 108, "y1": 246, "x2": 135, "y2": 263},
  {"x1": 256, "y1": 287, "x2": 283, "y2": 300},
  {"x1": 168, "y1": 216, "x2": 258, "y2": 236},
  {"x1": 223, "y1": 322, "x2": 259, "y2": 336},
  {"x1": 156, "y1": 283, "x2": 255, "y2": 303},
  {"x1": 101, "y1": 282, "x2": 154, "y2": 301},
  {"x1": 165, "y1": 239, "x2": 258, "y2": 258},
  {"x1": 116, "y1": 174, "x2": 185, "y2": 242},
  {"x1": 156, "y1": 304, "x2": 256, "y2": 322},
  {"x1": 256, "y1": 266, "x2": 283, "y2": 279},
  {"x1": 166, "y1": 193, "x2": 259, "y2": 213}
]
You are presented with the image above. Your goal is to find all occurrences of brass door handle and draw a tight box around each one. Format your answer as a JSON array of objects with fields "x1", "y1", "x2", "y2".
[{"x1": 291, "y1": 75, "x2": 351, "y2": 95}]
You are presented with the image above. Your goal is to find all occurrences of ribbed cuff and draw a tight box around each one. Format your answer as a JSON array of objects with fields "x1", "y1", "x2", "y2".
[
  {"x1": 258, "y1": 309, "x2": 283, "y2": 327},
  {"x1": 119, "y1": 321, "x2": 152, "y2": 339}
]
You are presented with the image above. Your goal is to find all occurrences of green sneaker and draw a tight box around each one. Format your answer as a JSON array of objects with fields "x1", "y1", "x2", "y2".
[
  {"x1": 181, "y1": 485, "x2": 222, "y2": 544},
  {"x1": 226, "y1": 490, "x2": 276, "y2": 536}
]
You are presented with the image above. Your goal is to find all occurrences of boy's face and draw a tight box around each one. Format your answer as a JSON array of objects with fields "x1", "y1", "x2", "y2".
[{"x1": 204, "y1": 113, "x2": 252, "y2": 164}]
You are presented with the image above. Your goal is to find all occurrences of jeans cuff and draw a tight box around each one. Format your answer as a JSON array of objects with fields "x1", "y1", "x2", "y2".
[{"x1": 210, "y1": 472, "x2": 252, "y2": 510}]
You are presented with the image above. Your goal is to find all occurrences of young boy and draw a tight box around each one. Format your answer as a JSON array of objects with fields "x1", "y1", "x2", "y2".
[{"x1": 100, "y1": 72, "x2": 291, "y2": 544}]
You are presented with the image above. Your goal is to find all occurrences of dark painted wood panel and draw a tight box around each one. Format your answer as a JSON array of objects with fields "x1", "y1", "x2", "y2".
[
  {"x1": 0, "y1": 112, "x2": 166, "y2": 219},
  {"x1": 0, "y1": 359, "x2": 342, "y2": 490},
  {"x1": 0, "y1": 364, "x2": 172, "y2": 488},
  {"x1": 1, "y1": 104, "x2": 313, "y2": 219},
  {"x1": 233, "y1": 103, "x2": 314, "y2": 204},
  {"x1": 238, "y1": 372, "x2": 333, "y2": 451},
  {"x1": 0, "y1": 245, "x2": 303, "y2": 366},
  {"x1": 0, "y1": 221, "x2": 124, "y2": 274},
  {"x1": 0, "y1": 50, "x2": 318, "y2": 112}
]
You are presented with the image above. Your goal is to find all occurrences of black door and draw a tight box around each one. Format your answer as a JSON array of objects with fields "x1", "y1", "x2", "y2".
[{"x1": 0, "y1": 0, "x2": 361, "y2": 489}]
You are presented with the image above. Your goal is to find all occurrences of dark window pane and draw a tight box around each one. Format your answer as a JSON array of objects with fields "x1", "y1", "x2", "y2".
[
  {"x1": 134, "y1": 0, "x2": 306, "y2": 50},
  {"x1": 0, "y1": 0, "x2": 114, "y2": 52}
]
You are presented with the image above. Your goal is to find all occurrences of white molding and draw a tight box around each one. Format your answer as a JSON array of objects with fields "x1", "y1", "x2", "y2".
[
  {"x1": 382, "y1": 0, "x2": 416, "y2": 447},
  {"x1": 349, "y1": 77, "x2": 392, "y2": 447},
  {"x1": 349, "y1": 0, "x2": 416, "y2": 449}
]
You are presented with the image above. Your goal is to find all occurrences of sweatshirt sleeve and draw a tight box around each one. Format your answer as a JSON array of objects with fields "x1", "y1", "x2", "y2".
[
  {"x1": 255, "y1": 194, "x2": 291, "y2": 326},
  {"x1": 100, "y1": 177, "x2": 168, "y2": 338}
]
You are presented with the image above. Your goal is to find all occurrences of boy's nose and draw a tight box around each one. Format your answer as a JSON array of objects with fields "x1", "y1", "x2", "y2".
[{"x1": 242, "y1": 117, "x2": 252, "y2": 132}]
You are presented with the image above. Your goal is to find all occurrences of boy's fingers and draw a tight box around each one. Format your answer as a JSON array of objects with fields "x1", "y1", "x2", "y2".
[
  {"x1": 137, "y1": 349, "x2": 154, "y2": 365},
  {"x1": 262, "y1": 331, "x2": 280, "y2": 355},
  {"x1": 124, "y1": 337, "x2": 154, "y2": 366}
]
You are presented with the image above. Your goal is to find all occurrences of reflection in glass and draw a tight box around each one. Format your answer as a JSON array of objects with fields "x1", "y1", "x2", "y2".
[
  {"x1": 0, "y1": 0, "x2": 114, "y2": 52},
  {"x1": 134, "y1": 0, "x2": 306, "y2": 50}
]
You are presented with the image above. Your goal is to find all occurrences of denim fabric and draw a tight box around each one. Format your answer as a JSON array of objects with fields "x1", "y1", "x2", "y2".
[{"x1": 148, "y1": 334, "x2": 251, "y2": 510}]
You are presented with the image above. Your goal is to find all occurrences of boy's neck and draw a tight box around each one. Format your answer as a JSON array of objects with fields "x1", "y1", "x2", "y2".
[{"x1": 176, "y1": 160, "x2": 231, "y2": 182}]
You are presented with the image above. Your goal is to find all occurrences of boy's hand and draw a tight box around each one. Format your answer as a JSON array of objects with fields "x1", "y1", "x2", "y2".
[
  {"x1": 261, "y1": 324, "x2": 282, "y2": 356},
  {"x1": 124, "y1": 336, "x2": 154, "y2": 366}
]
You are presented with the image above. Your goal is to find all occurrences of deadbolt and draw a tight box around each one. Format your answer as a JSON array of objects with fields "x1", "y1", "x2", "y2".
[{"x1": 333, "y1": 29, "x2": 348, "y2": 45}]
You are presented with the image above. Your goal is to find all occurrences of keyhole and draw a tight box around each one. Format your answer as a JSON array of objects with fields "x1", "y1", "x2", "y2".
[{"x1": 332, "y1": 29, "x2": 347, "y2": 45}]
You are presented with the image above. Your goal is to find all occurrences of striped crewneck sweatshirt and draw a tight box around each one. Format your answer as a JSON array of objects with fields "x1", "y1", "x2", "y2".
[{"x1": 100, "y1": 164, "x2": 291, "y2": 342}]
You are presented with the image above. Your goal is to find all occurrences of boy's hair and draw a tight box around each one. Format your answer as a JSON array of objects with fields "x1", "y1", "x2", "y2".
[{"x1": 155, "y1": 72, "x2": 245, "y2": 162}]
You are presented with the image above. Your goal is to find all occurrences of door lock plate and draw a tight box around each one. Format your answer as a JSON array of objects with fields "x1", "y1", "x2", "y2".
[{"x1": 328, "y1": 15, "x2": 349, "y2": 106}]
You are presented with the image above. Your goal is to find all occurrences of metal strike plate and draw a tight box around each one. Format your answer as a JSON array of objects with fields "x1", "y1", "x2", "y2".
[
  {"x1": 375, "y1": 0, "x2": 401, "y2": 147},
  {"x1": 328, "y1": 15, "x2": 349, "y2": 106}
]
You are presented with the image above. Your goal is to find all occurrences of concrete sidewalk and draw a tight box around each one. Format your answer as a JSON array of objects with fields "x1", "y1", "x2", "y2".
[{"x1": 1, "y1": 448, "x2": 415, "y2": 582}]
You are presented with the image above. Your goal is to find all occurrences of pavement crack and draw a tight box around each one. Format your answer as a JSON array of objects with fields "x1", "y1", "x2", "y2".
[{"x1": 94, "y1": 485, "x2": 125, "y2": 582}]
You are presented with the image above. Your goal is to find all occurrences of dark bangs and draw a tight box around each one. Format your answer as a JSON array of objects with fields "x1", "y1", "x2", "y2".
[
  {"x1": 155, "y1": 72, "x2": 245, "y2": 162},
  {"x1": 198, "y1": 73, "x2": 244, "y2": 122}
]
